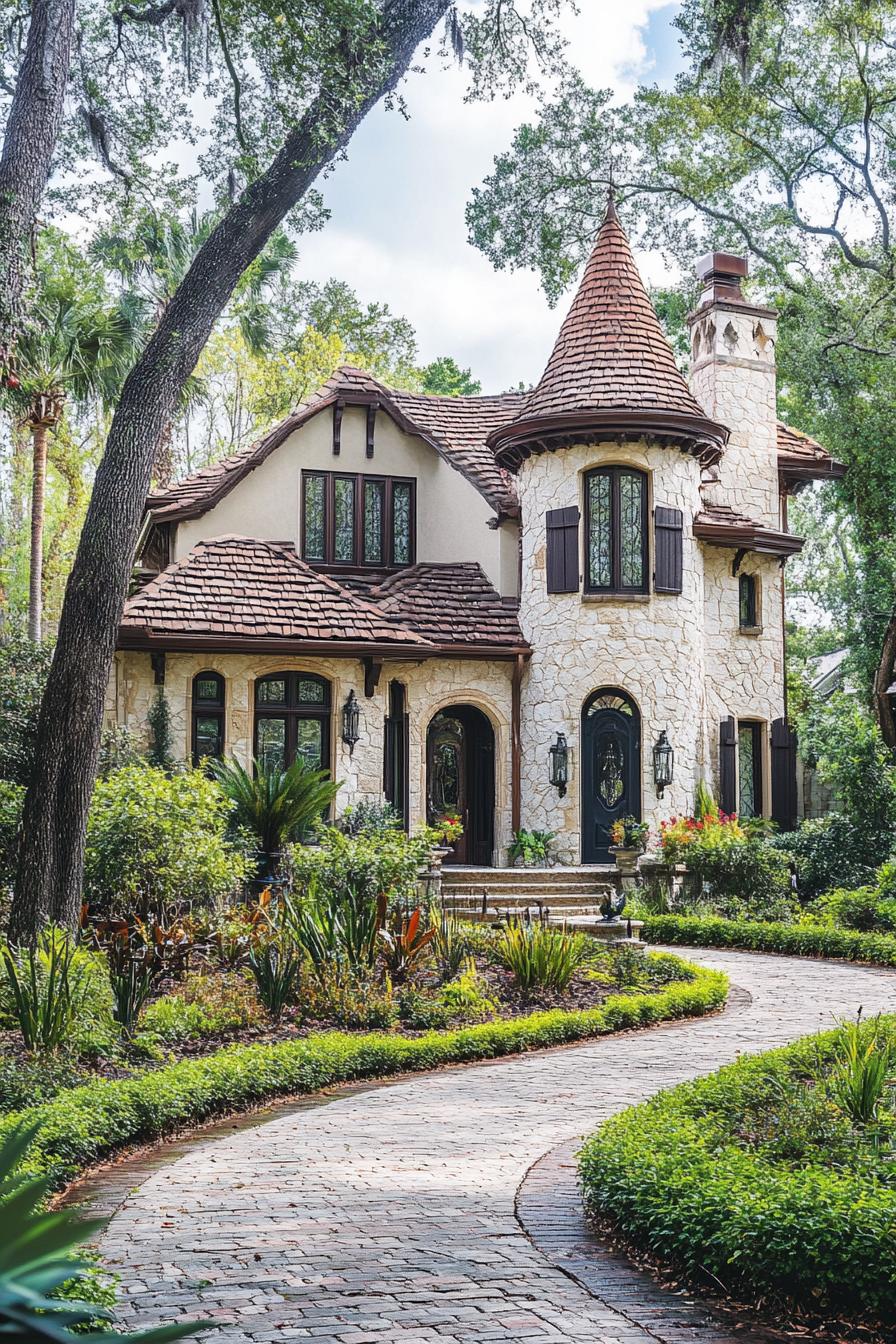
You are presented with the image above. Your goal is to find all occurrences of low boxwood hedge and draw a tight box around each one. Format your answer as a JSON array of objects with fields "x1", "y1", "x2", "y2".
[
  {"x1": 643, "y1": 913, "x2": 896, "y2": 966},
  {"x1": 578, "y1": 1024, "x2": 896, "y2": 1325},
  {"x1": 2, "y1": 963, "x2": 727, "y2": 1191}
]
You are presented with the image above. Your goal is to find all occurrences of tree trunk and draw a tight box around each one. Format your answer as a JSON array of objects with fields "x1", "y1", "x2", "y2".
[
  {"x1": 0, "y1": 0, "x2": 75, "y2": 346},
  {"x1": 27, "y1": 420, "x2": 47, "y2": 643},
  {"x1": 10, "y1": 0, "x2": 453, "y2": 941},
  {"x1": 874, "y1": 607, "x2": 896, "y2": 750}
]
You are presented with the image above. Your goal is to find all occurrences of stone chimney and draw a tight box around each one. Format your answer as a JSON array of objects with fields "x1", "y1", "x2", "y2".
[{"x1": 687, "y1": 253, "x2": 779, "y2": 528}]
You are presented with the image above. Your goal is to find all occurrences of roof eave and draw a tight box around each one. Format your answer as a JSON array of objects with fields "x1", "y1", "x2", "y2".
[
  {"x1": 693, "y1": 521, "x2": 804, "y2": 558},
  {"x1": 488, "y1": 409, "x2": 729, "y2": 471},
  {"x1": 116, "y1": 629, "x2": 530, "y2": 660},
  {"x1": 778, "y1": 453, "x2": 847, "y2": 494}
]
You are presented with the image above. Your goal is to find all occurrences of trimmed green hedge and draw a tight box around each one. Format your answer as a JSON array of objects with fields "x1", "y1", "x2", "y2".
[
  {"x1": 579, "y1": 1024, "x2": 896, "y2": 1324},
  {"x1": 643, "y1": 913, "x2": 896, "y2": 966},
  {"x1": 2, "y1": 963, "x2": 727, "y2": 1191}
]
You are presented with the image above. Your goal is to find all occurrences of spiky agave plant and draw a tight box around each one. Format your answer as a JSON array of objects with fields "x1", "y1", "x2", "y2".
[
  {"x1": 209, "y1": 756, "x2": 340, "y2": 860},
  {"x1": 0, "y1": 1121, "x2": 208, "y2": 1340}
]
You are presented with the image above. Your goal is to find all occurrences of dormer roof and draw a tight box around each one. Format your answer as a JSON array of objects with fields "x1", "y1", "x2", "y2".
[{"x1": 488, "y1": 196, "x2": 728, "y2": 469}]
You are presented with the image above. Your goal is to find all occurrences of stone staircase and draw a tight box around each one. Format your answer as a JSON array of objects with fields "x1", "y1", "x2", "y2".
[{"x1": 439, "y1": 865, "x2": 618, "y2": 925}]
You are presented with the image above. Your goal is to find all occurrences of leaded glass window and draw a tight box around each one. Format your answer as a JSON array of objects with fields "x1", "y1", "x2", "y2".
[
  {"x1": 737, "y1": 722, "x2": 763, "y2": 818},
  {"x1": 334, "y1": 477, "x2": 355, "y2": 562},
  {"x1": 584, "y1": 466, "x2": 648, "y2": 593},
  {"x1": 739, "y1": 573, "x2": 757, "y2": 628},
  {"x1": 254, "y1": 673, "x2": 331, "y2": 779},
  {"x1": 392, "y1": 482, "x2": 412, "y2": 565},
  {"x1": 363, "y1": 480, "x2": 384, "y2": 563},
  {"x1": 300, "y1": 472, "x2": 414, "y2": 568},
  {"x1": 302, "y1": 474, "x2": 325, "y2": 561}
]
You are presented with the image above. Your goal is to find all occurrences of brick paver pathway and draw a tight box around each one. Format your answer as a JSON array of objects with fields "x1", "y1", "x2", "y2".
[{"x1": 99, "y1": 949, "x2": 896, "y2": 1342}]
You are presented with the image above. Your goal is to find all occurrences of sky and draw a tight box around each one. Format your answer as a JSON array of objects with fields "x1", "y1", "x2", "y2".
[{"x1": 295, "y1": 1, "x2": 686, "y2": 393}]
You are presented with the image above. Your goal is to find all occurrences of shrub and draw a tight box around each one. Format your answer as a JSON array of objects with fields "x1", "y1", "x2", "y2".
[
  {"x1": 578, "y1": 1020, "x2": 896, "y2": 1325},
  {"x1": 283, "y1": 886, "x2": 386, "y2": 975},
  {"x1": 643, "y1": 912, "x2": 896, "y2": 967},
  {"x1": 147, "y1": 687, "x2": 175, "y2": 770},
  {"x1": 661, "y1": 815, "x2": 793, "y2": 919},
  {"x1": 0, "y1": 1057, "x2": 85, "y2": 1115},
  {"x1": 436, "y1": 961, "x2": 498, "y2": 1020},
  {"x1": 248, "y1": 944, "x2": 302, "y2": 1020},
  {"x1": 0, "y1": 931, "x2": 114, "y2": 1055},
  {"x1": 774, "y1": 814, "x2": 883, "y2": 901},
  {"x1": 337, "y1": 800, "x2": 403, "y2": 836},
  {"x1": 0, "y1": 637, "x2": 52, "y2": 786},
  {"x1": 209, "y1": 756, "x2": 340, "y2": 860},
  {"x1": 432, "y1": 912, "x2": 473, "y2": 980},
  {"x1": 811, "y1": 884, "x2": 896, "y2": 933},
  {"x1": 286, "y1": 825, "x2": 430, "y2": 913},
  {"x1": 494, "y1": 922, "x2": 588, "y2": 994},
  {"x1": 302, "y1": 963, "x2": 397, "y2": 1029},
  {"x1": 139, "y1": 971, "x2": 262, "y2": 1043},
  {"x1": 830, "y1": 1014, "x2": 896, "y2": 1125},
  {"x1": 139, "y1": 995, "x2": 208, "y2": 1044},
  {"x1": 85, "y1": 764, "x2": 251, "y2": 916},
  {"x1": 507, "y1": 828, "x2": 555, "y2": 865},
  {"x1": 0, "y1": 780, "x2": 23, "y2": 890},
  {"x1": 0, "y1": 962, "x2": 727, "y2": 1192}
]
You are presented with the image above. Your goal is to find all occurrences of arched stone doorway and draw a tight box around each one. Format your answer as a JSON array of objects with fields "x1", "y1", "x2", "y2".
[
  {"x1": 426, "y1": 706, "x2": 495, "y2": 866},
  {"x1": 581, "y1": 688, "x2": 641, "y2": 864}
]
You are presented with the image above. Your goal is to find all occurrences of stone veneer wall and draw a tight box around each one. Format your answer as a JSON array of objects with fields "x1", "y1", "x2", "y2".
[
  {"x1": 106, "y1": 651, "x2": 515, "y2": 864},
  {"x1": 514, "y1": 440, "x2": 708, "y2": 865}
]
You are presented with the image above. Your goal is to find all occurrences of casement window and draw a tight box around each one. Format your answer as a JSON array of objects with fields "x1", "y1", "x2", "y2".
[
  {"x1": 737, "y1": 721, "x2": 764, "y2": 818},
  {"x1": 584, "y1": 466, "x2": 648, "y2": 593},
  {"x1": 253, "y1": 672, "x2": 331, "y2": 774},
  {"x1": 739, "y1": 573, "x2": 758, "y2": 628},
  {"x1": 301, "y1": 471, "x2": 415, "y2": 569},
  {"x1": 191, "y1": 672, "x2": 225, "y2": 764}
]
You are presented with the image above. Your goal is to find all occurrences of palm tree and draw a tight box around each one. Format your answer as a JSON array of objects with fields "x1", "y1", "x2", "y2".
[{"x1": 15, "y1": 255, "x2": 135, "y2": 641}]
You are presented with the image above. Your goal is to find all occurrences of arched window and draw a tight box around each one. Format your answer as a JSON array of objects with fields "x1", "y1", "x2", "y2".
[
  {"x1": 254, "y1": 672, "x2": 331, "y2": 773},
  {"x1": 192, "y1": 672, "x2": 225, "y2": 764},
  {"x1": 584, "y1": 466, "x2": 648, "y2": 594}
]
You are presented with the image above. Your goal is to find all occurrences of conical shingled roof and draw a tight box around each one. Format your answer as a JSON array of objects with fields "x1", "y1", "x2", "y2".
[{"x1": 488, "y1": 196, "x2": 727, "y2": 467}]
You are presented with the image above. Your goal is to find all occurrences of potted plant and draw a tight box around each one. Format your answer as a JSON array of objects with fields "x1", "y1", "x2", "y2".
[
  {"x1": 609, "y1": 816, "x2": 649, "y2": 855},
  {"x1": 507, "y1": 828, "x2": 556, "y2": 867}
]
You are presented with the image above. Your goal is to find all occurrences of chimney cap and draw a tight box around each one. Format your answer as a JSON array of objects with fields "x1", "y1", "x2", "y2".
[{"x1": 695, "y1": 252, "x2": 748, "y2": 282}]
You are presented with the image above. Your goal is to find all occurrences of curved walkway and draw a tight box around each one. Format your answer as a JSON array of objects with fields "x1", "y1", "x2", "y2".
[{"x1": 99, "y1": 950, "x2": 896, "y2": 1343}]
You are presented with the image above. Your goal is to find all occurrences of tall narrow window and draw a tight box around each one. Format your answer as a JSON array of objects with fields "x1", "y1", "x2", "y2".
[
  {"x1": 739, "y1": 573, "x2": 758, "y2": 628},
  {"x1": 392, "y1": 482, "x2": 412, "y2": 565},
  {"x1": 333, "y1": 477, "x2": 356, "y2": 562},
  {"x1": 383, "y1": 680, "x2": 409, "y2": 827},
  {"x1": 584, "y1": 467, "x2": 648, "y2": 593},
  {"x1": 363, "y1": 479, "x2": 385, "y2": 563},
  {"x1": 737, "y1": 721, "x2": 763, "y2": 818},
  {"x1": 302, "y1": 474, "x2": 326, "y2": 561},
  {"x1": 253, "y1": 673, "x2": 331, "y2": 774},
  {"x1": 192, "y1": 672, "x2": 225, "y2": 764}
]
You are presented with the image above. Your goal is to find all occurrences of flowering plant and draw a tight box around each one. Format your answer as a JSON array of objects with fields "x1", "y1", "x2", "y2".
[
  {"x1": 433, "y1": 813, "x2": 464, "y2": 845},
  {"x1": 659, "y1": 811, "x2": 745, "y2": 864},
  {"x1": 609, "y1": 816, "x2": 650, "y2": 851}
]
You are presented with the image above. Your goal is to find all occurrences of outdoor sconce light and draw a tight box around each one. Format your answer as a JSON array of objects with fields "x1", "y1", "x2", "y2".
[
  {"x1": 341, "y1": 690, "x2": 360, "y2": 752},
  {"x1": 549, "y1": 732, "x2": 569, "y2": 798},
  {"x1": 653, "y1": 729, "x2": 674, "y2": 796}
]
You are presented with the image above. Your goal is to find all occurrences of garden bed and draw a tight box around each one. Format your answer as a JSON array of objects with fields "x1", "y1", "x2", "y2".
[
  {"x1": 578, "y1": 1017, "x2": 896, "y2": 1342},
  {"x1": 1, "y1": 958, "x2": 727, "y2": 1192}
]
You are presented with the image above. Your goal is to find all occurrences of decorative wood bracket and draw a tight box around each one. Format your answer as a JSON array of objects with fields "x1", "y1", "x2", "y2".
[
  {"x1": 332, "y1": 399, "x2": 344, "y2": 455},
  {"x1": 366, "y1": 402, "x2": 377, "y2": 459},
  {"x1": 362, "y1": 657, "x2": 383, "y2": 698},
  {"x1": 731, "y1": 547, "x2": 748, "y2": 576},
  {"x1": 150, "y1": 651, "x2": 166, "y2": 686}
]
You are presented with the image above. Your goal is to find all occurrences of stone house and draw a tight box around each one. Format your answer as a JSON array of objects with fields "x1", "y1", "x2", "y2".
[{"x1": 108, "y1": 199, "x2": 843, "y2": 866}]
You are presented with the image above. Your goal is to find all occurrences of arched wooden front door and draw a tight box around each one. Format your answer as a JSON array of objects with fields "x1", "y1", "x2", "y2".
[
  {"x1": 581, "y1": 689, "x2": 641, "y2": 864},
  {"x1": 426, "y1": 706, "x2": 495, "y2": 866}
]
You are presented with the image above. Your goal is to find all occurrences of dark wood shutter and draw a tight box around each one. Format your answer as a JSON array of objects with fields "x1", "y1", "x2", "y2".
[
  {"x1": 654, "y1": 506, "x2": 683, "y2": 594},
  {"x1": 770, "y1": 717, "x2": 798, "y2": 832},
  {"x1": 546, "y1": 506, "x2": 580, "y2": 593},
  {"x1": 719, "y1": 716, "x2": 737, "y2": 814}
]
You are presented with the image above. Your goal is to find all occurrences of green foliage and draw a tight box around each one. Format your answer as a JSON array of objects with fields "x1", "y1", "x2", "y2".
[
  {"x1": 146, "y1": 688, "x2": 175, "y2": 771},
  {"x1": 684, "y1": 837, "x2": 796, "y2": 921},
  {"x1": 0, "y1": 1057, "x2": 85, "y2": 1116},
  {"x1": 812, "y1": 884, "x2": 896, "y2": 934},
  {"x1": 248, "y1": 944, "x2": 302, "y2": 1020},
  {"x1": 801, "y1": 695, "x2": 896, "y2": 843},
  {"x1": 0, "y1": 964, "x2": 727, "y2": 1193},
  {"x1": 419, "y1": 356, "x2": 481, "y2": 397},
  {"x1": 507, "y1": 828, "x2": 555, "y2": 865},
  {"x1": 432, "y1": 912, "x2": 473, "y2": 981},
  {"x1": 831, "y1": 1014, "x2": 896, "y2": 1126},
  {"x1": 773, "y1": 814, "x2": 882, "y2": 901},
  {"x1": 336, "y1": 800, "x2": 403, "y2": 837},
  {"x1": 283, "y1": 887, "x2": 386, "y2": 976},
  {"x1": 693, "y1": 778, "x2": 718, "y2": 821},
  {"x1": 643, "y1": 913, "x2": 896, "y2": 967},
  {"x1": 85, "y1": 764, "x2": 250, "y2": 916},
  {"x1": 378, "y1": 907, "x2": 436, "y2": 985},
  {"x1": 0, "y1": 1120, "x2": 204, "y2": 1341},
  {"x1": 303, "y1": 964, "x2": 397, "y2": 1030},
  {"x1": 0, "y1": 781, "x2": 23, "y2": 890},
  {"x1": 0, "y1": 932, "x2": 103, "y2": 1054},
  {"x1": 434, "y1": 961, "x2": 498, "y2": 1020},
  {"x1": 494, "y1": 922, "x2": 588, "y2": 994},
  {"x1": 139, "y1": 972, "x2": 261, "y2": 1044},
  {"x1": 209, "y1": 756, "x2": 340, "y2": 859},
  {"x1": 287, "y1": 825, "x2": 430, "y2": 912},
  {"x1": 0, "y1": 639, "x2": 52, "y2": 786},
  {"x1": 579, "y1": 1015, "x2": 896, "y2": 1324}
]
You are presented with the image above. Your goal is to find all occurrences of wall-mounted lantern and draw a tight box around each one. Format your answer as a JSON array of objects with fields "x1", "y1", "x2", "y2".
[
  {"x1": 653, "y1": 729, "x2": 674, "y2": 796},
  {"x1": 341, "y1": 690, "x2": 360, "y2": 753},
  {"x1": 549, "y1": 732, "x2": 569, "y2": 798}
]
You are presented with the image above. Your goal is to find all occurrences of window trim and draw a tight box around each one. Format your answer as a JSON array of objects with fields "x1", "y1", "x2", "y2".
[
  {"x1": 252, "y1": 671, "x2": 332, "y2": 774},
  {"x1": 191, "y1": 671, "x2": 225, "y2": 765},
  {"x1": 583, "y1": 466, "x2": 649, "y2": 595},
  {"x1": 301, "y1": 470, "x2": 416, "y2": 570}
]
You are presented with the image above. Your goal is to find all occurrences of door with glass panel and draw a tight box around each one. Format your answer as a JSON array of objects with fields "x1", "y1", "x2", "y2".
[{"x1": 581, "y1": 689, "x2": 641, "y2": 864}]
